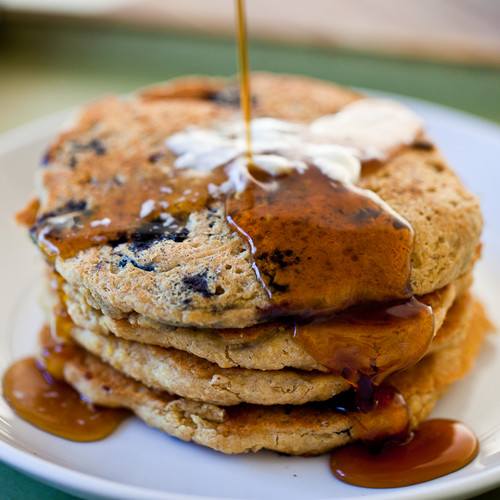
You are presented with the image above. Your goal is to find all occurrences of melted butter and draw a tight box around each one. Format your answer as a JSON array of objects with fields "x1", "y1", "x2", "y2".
[
  {"x1": 165, "y1": 98, "x2": 424, "y2": 189},
  {"x1": 310, "y1": 99, "x2": 423, "y2": 161},
  {"x1": 166, "y1": 119, "x2": 361, "y2": 193},
  {"x1": 331, "y1": 419, "x2": 479, "y2": 488}
]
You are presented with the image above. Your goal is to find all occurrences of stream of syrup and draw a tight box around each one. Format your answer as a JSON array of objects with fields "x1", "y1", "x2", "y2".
[{"x1": 236, "y1": 0, "x2": 253, "y2": 166}]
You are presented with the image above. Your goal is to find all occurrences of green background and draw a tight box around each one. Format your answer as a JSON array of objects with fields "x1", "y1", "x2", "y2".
[{"x1": 0, "y1": 15, "x2": 499, "y2": 500}]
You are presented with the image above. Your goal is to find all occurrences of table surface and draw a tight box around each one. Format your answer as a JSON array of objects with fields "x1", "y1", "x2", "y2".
[{"x1": 0, "y1": 15, "x2": 499, "y2": 500}]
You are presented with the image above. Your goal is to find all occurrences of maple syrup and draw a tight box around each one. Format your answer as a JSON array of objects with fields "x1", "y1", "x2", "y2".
[
  {"x1": 3, "y1": 357, "x2": 128, "y2": 442},
  {"x1": 236, "y1": 0, "x2": 253, "y2": 166},
  {"x1": 29, "y1": 165, "x2": 227, "y2": 261},
  {"x1": 2, "y1": 327, "x2": 128, "y2": 441},
  {"x1": 328, "y1": 384, "x2": 409, "y2": 449},
  {"x1": 227, "y1": 166, "x2": 415, "y2": 314},
  {"x1": 294, "y1": 298, "x2": 433, "y2": 410},
  {"x1": 330, "y1": 419, "x2": 479, "y2": 488},
  {"x1": 39, "y1": 322, "x2": 80, "y2": 381}
]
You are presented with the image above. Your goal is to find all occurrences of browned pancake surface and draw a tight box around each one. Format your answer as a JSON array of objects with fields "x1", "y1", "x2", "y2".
[{"x1": 22, "y1": 74, "x2": 481, "y2": 328}]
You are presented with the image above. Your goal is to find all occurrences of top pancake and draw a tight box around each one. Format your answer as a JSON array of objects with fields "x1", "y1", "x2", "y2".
[{"x1": 29, "y1": 73, "x2": 482, "y2": 328}]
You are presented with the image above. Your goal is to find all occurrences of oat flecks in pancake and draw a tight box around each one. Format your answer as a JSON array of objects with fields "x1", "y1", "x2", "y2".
[
  {"x1": 68, "y1": 326, "x2": 350, "y2": 406},
  {"x1": 62, "y1": 297, "x2": 491, "y2": 455},
  {"x1": 28, "y1": 73, "x2": 482, "y2": 328}
]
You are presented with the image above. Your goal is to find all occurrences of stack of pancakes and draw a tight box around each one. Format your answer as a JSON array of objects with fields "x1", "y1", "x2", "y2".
[{"x1": 22, "y1": 74, "x2": 490, "y2": 454}]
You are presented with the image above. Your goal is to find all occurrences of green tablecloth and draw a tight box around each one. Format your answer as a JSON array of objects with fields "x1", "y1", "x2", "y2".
[{"x1": 0, "y1": 16, "x2": 499, "y2": 500}]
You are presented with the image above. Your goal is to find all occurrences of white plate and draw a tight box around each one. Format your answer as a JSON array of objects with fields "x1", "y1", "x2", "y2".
[{"x1": 0, "y1": 95, "x2": 499, "y2": 500}]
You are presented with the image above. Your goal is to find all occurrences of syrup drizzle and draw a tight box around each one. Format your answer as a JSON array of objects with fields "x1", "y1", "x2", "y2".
[
  {"x1": 236, "y1": 0, "x2": 253, "y2": 166},
  {"x1": 227, "y1": 166, "x2": 415, "y2": 315},
  {"x1": 332, "y1": 384, "x2": 410, "y2": 450},
  {"x1": 294, "y1": 297, "x2": 433, "y2": 411},
  {"x1": 29, "y1": 166, "x2": 227, "y2": 261}
]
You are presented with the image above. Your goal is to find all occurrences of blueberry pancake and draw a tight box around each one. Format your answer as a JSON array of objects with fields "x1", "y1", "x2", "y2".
[
  {"x1": 26, "y1": 74, "x2": 481, "y2": 329},
  {"x1": 14, "y1": 73, "x2": 489, "y2": 456}
]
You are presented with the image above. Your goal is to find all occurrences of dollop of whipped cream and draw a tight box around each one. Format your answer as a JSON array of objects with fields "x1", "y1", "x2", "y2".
[{"x1": 166, "y1": 98, "x2": 422, "y2": 193}]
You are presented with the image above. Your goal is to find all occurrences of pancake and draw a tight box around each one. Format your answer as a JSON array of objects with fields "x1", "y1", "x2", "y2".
[
  {"x1": 58, "y1": 291, "x2": 473, "y2": 407},
  {"x1": 59, "y1": 298, "x2": 491, "y2": 455},
  {"x1": 140, "y1": 73, "x2": 363, "y2": 122},
  {"x1": 25, "y1": 73, "x2": 482, "y2": 329},
  {"x1": 61, "y1": 272, "x2": 472, "y2": 372},
  {"x1": 12, "y1": 73, "x2": 490, "y2": 460},
  {"x1": 68, "y1": 325, "x2": 350, "y2": 406}
]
